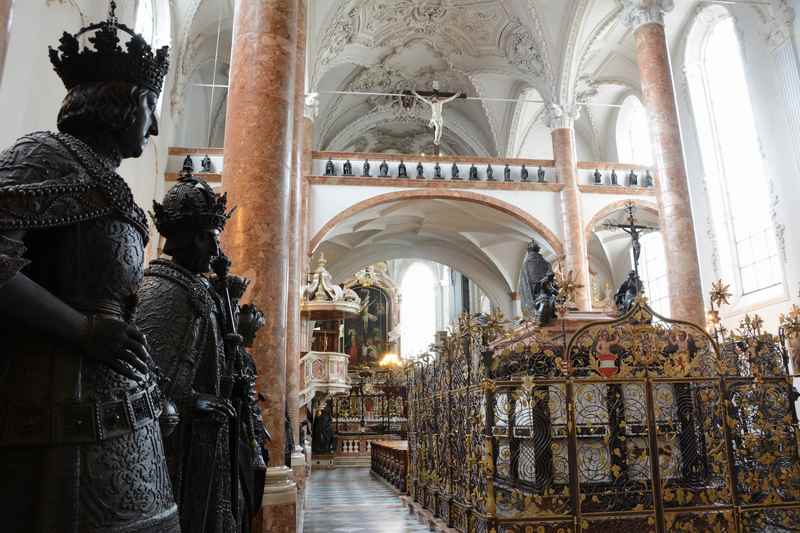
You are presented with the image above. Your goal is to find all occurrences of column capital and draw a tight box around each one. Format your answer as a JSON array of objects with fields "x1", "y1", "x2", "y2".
[
  {"x1": 304, "y1": 93, "x2": 319, "y2": 120},
  {"x1": 544, "y1": 103, "x2": 581, "y2": 130},
  {"x1": 622, "y1": 0, "x2": 674, "y2": 30}
]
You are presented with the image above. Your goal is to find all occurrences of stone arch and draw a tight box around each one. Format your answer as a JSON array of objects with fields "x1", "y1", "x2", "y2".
[
  {"x1": 308, "y1": 189, "x2": 564, "y2": 258},
  {"x1": 583, "y1": 198, "x2": 659, "y2": 245}
]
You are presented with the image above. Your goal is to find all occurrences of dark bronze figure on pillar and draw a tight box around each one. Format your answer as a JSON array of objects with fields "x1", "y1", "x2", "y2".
[
  {"x1": 518, "y1": 240, "x2": 554, "y2": 321},
  {"x1": 0, "y1": 5, "x2": 178, "y2": 531},
  {"x1": 136, "y1": 173, "x2": 241, "y2": 533},
  {"x1": 398, "y1": 160, "x2": 408, "y2": 178}
]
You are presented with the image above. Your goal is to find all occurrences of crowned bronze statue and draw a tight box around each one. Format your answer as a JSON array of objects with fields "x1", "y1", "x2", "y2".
[
  {"x1": 343, "y1": 159, "x2": 353, "y2": 176},
  {"x1": 202, "y1": 153, "x2": 213, "y2": 172},
  {"x1": 486, "y1": 164, "x2": 494, "y2": 181},
  {"x1": 135, "y1": 173, "x2": 241, "y2": 533},
  {"x1": 398, "y1": 160, "x2": 408, "y2": 178},
  {"x1": 0, "y1": 4, "x2": 178, "y2": 532}
]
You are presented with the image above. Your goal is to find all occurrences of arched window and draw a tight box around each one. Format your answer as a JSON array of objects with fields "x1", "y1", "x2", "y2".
[
  {"x1": 616, "y1": 95, "x2": 653, "y2": 166},
  {"x1": 687, "y1": 13, "x2": 781, "y2": 298},
  {"x1": 400, "y1": 262, "x2": 436, "y2": 360},
  {"x1": 637, "y1": 232, "x2": 670, "y2": 316},
  {"x1": 135, "y1": 0, "x2": 171, "y2": 112}
]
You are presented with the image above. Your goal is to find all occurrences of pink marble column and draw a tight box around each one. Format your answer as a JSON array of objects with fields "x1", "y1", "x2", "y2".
[
  {"x1": 287, "y1": 0, "x2": 306, "y2": 455},
  {"x1": 548, "y1": 107, "x2": 591, "y2": 310},
  {"x1": 626, "y1": 1, "x2": 705, "y2": 325},
  {"x1": 0, "y1": 0, "x2": 13, "y2": 84},
  {"x1": 222, "y1": 0, "x2": 298, "y2": 531}
]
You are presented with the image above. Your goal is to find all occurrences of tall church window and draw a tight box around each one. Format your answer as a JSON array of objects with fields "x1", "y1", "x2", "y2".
[
  {"x1": 616, "y1": 95, "x2": 653, "y2": 166},
  {"x1": 688, "y1": 15, "x2": 781, "y2": 297},
  {"x1": 637, "y1": 232, "x2": 670, "y2": 316},
  {"x1": 135, "y1": 0, "x2": 170, "y2": 112},
  {"x1": 400, "y1": 262, "x2": 436, "y2": 360}
]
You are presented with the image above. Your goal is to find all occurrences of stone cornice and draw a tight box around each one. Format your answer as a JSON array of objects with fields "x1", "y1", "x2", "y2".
[{"x1": 622, "y1": 0, "x2": 675, "y2": 30}]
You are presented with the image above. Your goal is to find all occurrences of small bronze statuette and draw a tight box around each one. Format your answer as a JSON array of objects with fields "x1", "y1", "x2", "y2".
[
  {"x1": 201, "y1": 154, "x2": 213, "y2": 172},
  {"x1": 643, "y1": 170, "x2": 654, "y2": 187},
  {"x1": 343, "y1": 159, "x2": 353, "y2": 176},
  {"x1": 325, "y1": 158, "x2": 336, "y2": 176},
  {"x1": 594, "y1": 168, "x2": 602, "y2": 184},
  {"x1": 398, "y1": 160, "x2": 408, "y2": 178},
  {"x1": 451, "y1": 162, "x2": 460, "y2": 179},
  {"x1": 504, "y1": 164, "x2": 512, "y2": 181},
  {"x1": 628, "y1": 169, "x2": 638, "y2": 186},
  {"x1": 537, "y1": 165, "x2": 546, "y2": 183},
  {"x1": 417, "y1": 162, "x2": 425, "y2": 179},
  {"x1": 521, "y1": 164, "x2": 529, "y2": 182},
  {"x1": 486, "y1": 164, "x2": 494, "y2": 181},
  {"x1": 362, "y1": 159, "x2": 371, "y2": 177},
  {"x1": 469, "y1": 164, "x2": 479, "y2": 181},
  {"x1": 379, "y1": 160, "x2": 389, "y2": 177},
  {"x1": 610, "y1": 168, "x2": 618, "y2": 185},
  {"x1": 434, "y1": 162, "x2": 443, "y2": 179},
  {"x1": 183, "y1": 154, "x2": 194, "y2": 173}
]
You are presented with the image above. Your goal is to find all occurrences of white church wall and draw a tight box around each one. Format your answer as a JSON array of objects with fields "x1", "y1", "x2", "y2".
[{"x1": 673, "y1": 3, "x2": 800, "y2": 332}]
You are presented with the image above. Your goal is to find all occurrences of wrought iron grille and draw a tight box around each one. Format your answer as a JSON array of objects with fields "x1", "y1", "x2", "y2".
[{"x1": 406, "y1": 302, "x2": 800, "y2": 532}]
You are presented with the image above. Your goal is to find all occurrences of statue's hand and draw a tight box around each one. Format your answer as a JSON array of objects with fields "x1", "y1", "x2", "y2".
[
  {"x1": 79, "y1": 315, "x2": 151, "y2": 382},
  {"x1": 194, "y1": 393, "x2": 235, "y2": 421}
]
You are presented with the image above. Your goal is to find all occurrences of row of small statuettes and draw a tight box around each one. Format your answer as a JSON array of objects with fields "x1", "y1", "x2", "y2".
[{"x1": 323, "y1": 158, "x2": 654, "y2": 186}]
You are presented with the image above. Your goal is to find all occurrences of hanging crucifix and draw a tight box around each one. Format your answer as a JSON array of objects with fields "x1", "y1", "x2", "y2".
[
  {"x1": 403, "y1": 81, "x2": 466, "y2": 154},
  {"x1": 602, "y1": 201, "x2": 659, "y2": 278}
]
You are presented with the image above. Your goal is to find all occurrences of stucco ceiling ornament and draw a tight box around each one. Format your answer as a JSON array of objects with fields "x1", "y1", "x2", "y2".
[
  {"x1": 622, "y1": 0, "x2": 675, "y2": 29},
  {"x1": 501, "y1": 19, "x2": 546, "y2": 79},
  {"x1": 766, "y1": 0, "x2": 795, "y2": 50},
  {"x1": 544, "y1": 103, "x2": 581, "y2": 130}
]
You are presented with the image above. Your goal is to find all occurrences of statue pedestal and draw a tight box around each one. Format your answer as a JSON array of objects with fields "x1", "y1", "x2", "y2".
[{"x1": 261, "y1": 466, "x2": 297, "y2": 533}]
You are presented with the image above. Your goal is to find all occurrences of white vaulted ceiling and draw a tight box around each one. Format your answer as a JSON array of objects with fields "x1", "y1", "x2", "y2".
[{"x1": 316, "y1": 197, "x2": 560, "y2": 312}]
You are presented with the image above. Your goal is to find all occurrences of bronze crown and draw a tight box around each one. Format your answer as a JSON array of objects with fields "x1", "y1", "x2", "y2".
[
  {"x1": 49, "y1": 1, "x2": 169, "y2": 94},
  {"x1": 152, "y1": 173, "x2": 234, "y2": 237}
]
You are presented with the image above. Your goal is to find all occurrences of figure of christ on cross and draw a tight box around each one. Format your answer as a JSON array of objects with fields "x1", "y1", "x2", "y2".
[
  {"x1": 407, "y1": 86, "x2": 466, "y2": 150},
  {"x1": 602, "y1": 201, "x2": 659, "y2": 278}
]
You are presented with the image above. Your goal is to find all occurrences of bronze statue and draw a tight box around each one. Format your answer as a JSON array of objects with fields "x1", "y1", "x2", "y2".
[
  {"x1": 202, "y1": 154, "x2": 213, "y2": 173},
  {"x1": 312, "y1": 400, "x2": 336, "y2": 453},
  {"x1": 628, "y1": 169, "x2": 638, "y2": 187},
  {"x1": 519, "y1": 241, "x2": 553, "y2": 318},
  {"x1": 325, "y1": 158, "x2": 335, "y2": 176},
  {"x1": 643, "y1": 170, "x2": 654, "y2": 187},
  {"x1": 362, "y1": 159, "x2": 371, "y2": 177},
  {"x1": 611, "y1": 168, "x2": 618, "y2": 185},
  {"x1": 136, "y1": 174, "x2": 241, "y2": 533},
  {"x1": 615, "y1": 271, "x2": 644, "y2": 315},
  {"x1": 469, "y1": 164, "x2": 479, "y2": 181},
  {"x1": 417, "y1": 161, "x2": 424, "y2": 179},
  {"x1": 183, "y1": 154, "x2": 195, "y2": 173},
  {"x1": 451, "y1": 162, "x2": 460, "y2": 179},
  {"x1": 379, "y1": 160, "x2": 389, "y2": 177},
  {"x1": 212, "y1": 274, "x2": 269, "y2": 533},
  {"x1": 486, "y1": 164, "x2": 494, "y2": 181},
  {"x1": 521, "y1": 164, "x2": 529, "y2": 181},
  {"x1": 343, "y1": 159, "x2": 353, "y2": 176},
  {"x1": 504, "y1": 164, "x2": 511, "y2": 181},
  {"x1": 398, "y1": 160, "x2": 407, "y2": 178},
  {"x1": 533, "y1": 271, "x2": 559, "y2": 325},
  {"x1": 0, "y1": 5, "x2": 178, "y2": 532},
  {"x1": 594, "y1": 168, "x2": 602, "y2": 184},
  {"x1": 434, "y1": 161, "x2": 443, "y2": 179}
]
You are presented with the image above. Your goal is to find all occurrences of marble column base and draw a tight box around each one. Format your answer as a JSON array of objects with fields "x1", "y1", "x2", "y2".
[
  {"x1": 291, "y1": 448, "x2": 307, "y2": 532},
  {"x1": 262, "y1": 466, "x2": 298, "y2": 533}
]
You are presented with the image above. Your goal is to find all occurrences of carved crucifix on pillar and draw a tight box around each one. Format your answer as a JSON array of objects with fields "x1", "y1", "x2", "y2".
[
  {"x1": 602, "y1": 201, "x2": 658, "y2": 279},
  {"x1": 404, "y1": 82, "x2": 466, "y2": 154}
]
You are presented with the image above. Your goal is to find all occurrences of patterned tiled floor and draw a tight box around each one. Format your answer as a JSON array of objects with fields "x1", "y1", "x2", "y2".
[{"x1": 303, "y1": 468, "x2": 429, "y2": 532}]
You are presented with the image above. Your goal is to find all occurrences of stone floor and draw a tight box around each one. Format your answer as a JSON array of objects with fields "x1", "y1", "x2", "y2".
[{"x1": 303, "y1": 468, "x2": 429, "y2": 533}]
